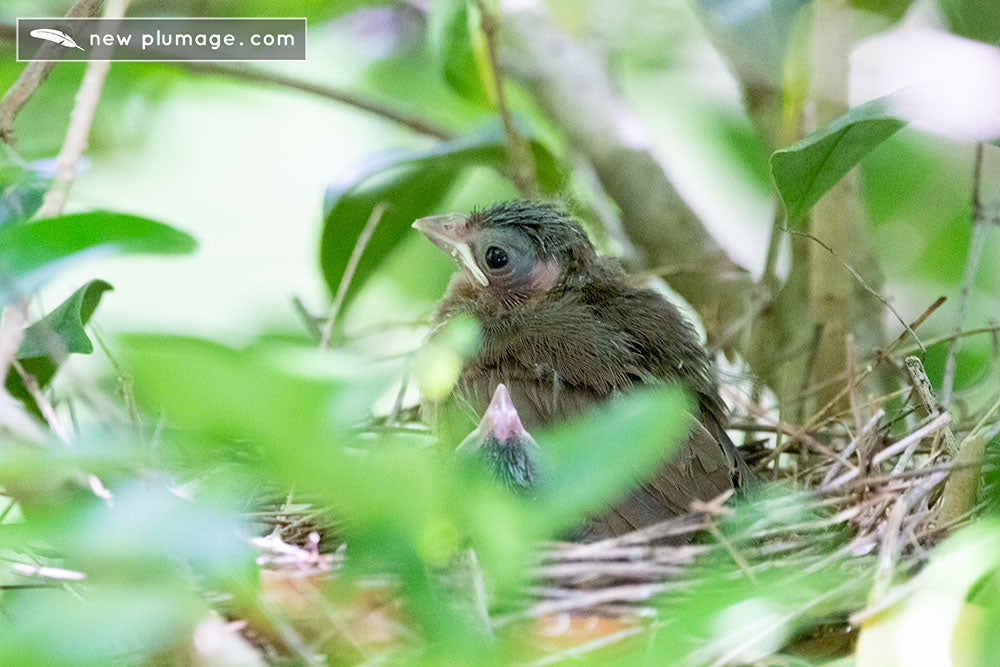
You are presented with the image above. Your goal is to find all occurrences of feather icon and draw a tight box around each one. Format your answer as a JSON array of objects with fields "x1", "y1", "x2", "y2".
[{"x1": 29, "y1": 28, "x2": 85, "y2": 51}]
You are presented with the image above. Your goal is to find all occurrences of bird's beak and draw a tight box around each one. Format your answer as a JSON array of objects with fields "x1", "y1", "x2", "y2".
[
  {"x1": 412, "y1": 214, "x2": 489, "y2": 287},
  {"x1": 483, "y1": 383, "x2": 527, "y2": 444}
]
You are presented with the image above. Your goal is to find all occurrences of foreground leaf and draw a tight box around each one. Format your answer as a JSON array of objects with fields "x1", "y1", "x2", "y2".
[
  {"x1": 0, "y1": 211, "x2": 196, "y2": 302},
  {"x1": 535, "y1": 385, "x2": 691, "y2": 531}
]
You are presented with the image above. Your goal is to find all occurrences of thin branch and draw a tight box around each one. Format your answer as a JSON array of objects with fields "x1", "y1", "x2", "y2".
[
  {"x1": 38, "y1": 0, "x2": 131, "y2": 218},
  {"x1": 903, "y1": 355, "x2": 958, "y2": 457},
  {"x1": 319, "y1": 203, "x2": 387, "y2": 349},
  {"x1": 474, "y1": 0, "x2": 539, "y2": 198},
  {"x1": 941, "y1": 142, "x2": 989, "y2": 406},
  {"x1": 291, "y1": 295, "x2": 323, "y2": 343},
  {"x1": 0, "y1": 0, "x2": 105, "y2": 146},
  {"x1": 0, "y1": 302, "x2": 28, "y2": 388},
  {"x1": 178, "y1": 61, "x2": 454, "y2": 141},
  {"x1": 11, "y1": 360, "x2": 70, "y2": 444}
]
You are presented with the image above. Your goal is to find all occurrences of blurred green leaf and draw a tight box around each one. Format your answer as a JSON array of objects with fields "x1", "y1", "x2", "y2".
[
  {"x1": 851, "y1": 0, "x2": 917, "y2": 20},
  {"x1": 428, "y1": 0, "x2": 490, "y2": 105},
  {"x1": 771, "y1": 96, "x2": 905, "y2": 221},
  {"x1": 536, "y1": 384, "x2": 691, "y2": 530},
  {"x1": 695, "y1": 0, "x2": 810, "y2": 85},
  {"x1": 0, "y1": 160, "x2": 52, "y2": 227},
  {"x1": 0, "y1": 211, "x2": 196, "y2": 303},
  {"x1": 936, "y1": 0, "x2": 1000, "y2": 44},
  {"x1": 0, "y1": 482, "x2": 252, "y2": 665},
  {"x1": 319, "y1": 132, "x2": 565, "y2": 310},
  {"x1": 6, "y1": 279, "x2": 113, "y2": 411}
]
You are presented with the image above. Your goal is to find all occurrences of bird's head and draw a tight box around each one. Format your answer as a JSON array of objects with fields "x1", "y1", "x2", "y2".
[
  {"x1": 413, "y1": 201, "x2": 596, "y2": 297},
  {"x1": 455, "y1": 383, "x2": 541, "y2": 493}
]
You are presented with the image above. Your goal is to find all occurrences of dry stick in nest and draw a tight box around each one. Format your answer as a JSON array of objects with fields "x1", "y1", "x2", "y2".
[{"x1": 903, "y1": 355, "x2": 958, "y2": 458}]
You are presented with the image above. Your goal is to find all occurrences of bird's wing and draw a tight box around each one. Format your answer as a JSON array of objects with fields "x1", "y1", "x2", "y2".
[{"x1": 584, "y1": 418, "x2": 736, "y2": 540}]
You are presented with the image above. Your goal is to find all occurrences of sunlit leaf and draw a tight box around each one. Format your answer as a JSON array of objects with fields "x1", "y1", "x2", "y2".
[{"x1": 0, "y1": 211, "x2": 196, "y2": 302}]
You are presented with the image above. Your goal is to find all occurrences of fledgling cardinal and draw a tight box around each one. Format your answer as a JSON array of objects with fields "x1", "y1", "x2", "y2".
[
  {"x1": 415, "y1": 200, "x2": 753, "y2": 539},
  {"x1": 456, "y1": 383, "x2": 540, "y2": 495}
]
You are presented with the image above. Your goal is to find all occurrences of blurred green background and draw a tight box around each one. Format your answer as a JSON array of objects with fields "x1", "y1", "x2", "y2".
[{"x1": 2, "y1": 0, "x2": 1000, "y2": 664}]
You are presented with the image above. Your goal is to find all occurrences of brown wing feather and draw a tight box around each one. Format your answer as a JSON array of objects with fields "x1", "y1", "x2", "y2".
[{"x1": 429, "y1": 263, "x2": 751, "y2": 539}]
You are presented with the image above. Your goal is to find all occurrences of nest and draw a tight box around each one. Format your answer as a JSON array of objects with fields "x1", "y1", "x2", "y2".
[{"x1": 250, "y1": 343, "x2": 1000, "y2": 662}]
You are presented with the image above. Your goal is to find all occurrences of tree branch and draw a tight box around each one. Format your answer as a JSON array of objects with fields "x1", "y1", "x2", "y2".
[
  {"x1": 177, "y1": 61, "x2": 454, "y2": 141},
  {"x1": 38, "y1": 0, "x2": 130, "y2": 218},
  {"x1": 473, "y1": 0, "x2": 538, "y2": 199},
  {"x1": 0, "y1": 0, "x2": 105, "y2": 146},
  {"x1": 497, "y1": 8, "x2": 755, "y2": 348}
]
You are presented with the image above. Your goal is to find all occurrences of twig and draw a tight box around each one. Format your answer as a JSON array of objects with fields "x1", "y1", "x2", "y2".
[
  {"x1": 872, "y1": 412, "x2": 951, "y2": 466},
  {"x1": 528, "y1": 625, "x2": 644, "y2": 666},
  {"x1": 942, "y1": 142, "x2": 989, "y2": 406},
  {"x1": 291, "y1": 295, "x2": 323, "y2": 342},
  {"x1": 786, "y1": 228, "x2": 924, "y2": 352},
  {"x1": 0, "y1": 302, "x2": 28, "y2": 388},
  {"x1": 11, "y1": 360, "x2": 70, "y2": 444},
  {"x1": 903, "y1": 355, "x2": 957, "y2": 457},
  {"x1": 822, "y1": 409, "x2": 884, "y2": 486},
  {"x1": 822, "y1": 412, "x2": 952, "y2": 490},
  {"x1": 177, "y1": 61, "x2": 453, "y2": 141},
  {"x1": 473, "y1": 0, "x2": 539, "y2": 198},
  {"x1": 0, "y1": 0, "x2": 105, "y2": 146},
  {"x1": 319, "y1": 203, "x2": 387, "y2": 348},
  {"x1": 38, "y1": 0, "x2": 131, "y2": 217}
]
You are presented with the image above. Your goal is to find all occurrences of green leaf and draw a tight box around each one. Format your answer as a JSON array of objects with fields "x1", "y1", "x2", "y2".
[
  {"x1": 319, "y1": 132, "x2": 564, "y2": 310},
  {"x1": 6, "y1": 280, "x2": 113, "y2": 409},
  {"x1": 535, "y1": 384, "x2": 691, "y2": 531},
  {"x1": 427, "y1": 0, "x2": 489, "y2": 105},
  {"x1": 0, "y1": 211, "x2": 196, "y2": 302},
  {"x1": 19, "y1": 280, "x2": 113, "y2": 359},
  {"x1": 771, "y1": 96, "x2": 906, "y2": 221},
  {"x1": 0, "y1": 160, "x2": 52, "y2": 227},
  {"x1": 696, "y1": 0, "x2": 811, "y2": 85},
  {"x1": 851, "y1": 0, "x2": 917, "y2": 20},
  {"x1": 937, "y1": 0, "x2": 1000, "y2": 44}
]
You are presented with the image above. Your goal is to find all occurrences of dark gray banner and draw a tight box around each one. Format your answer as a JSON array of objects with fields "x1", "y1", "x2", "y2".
[{"x1": 17, "y1": 18, "x2": 307, "y2": 61}]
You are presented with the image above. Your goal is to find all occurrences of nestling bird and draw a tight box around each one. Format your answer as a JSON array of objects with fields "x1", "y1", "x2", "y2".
[
  {"x1": 414, "y1": 200, "x2": 753, "y2": 539},
  {"x1": 456, "y1": 383, "x2": 541, "y2": 495}
]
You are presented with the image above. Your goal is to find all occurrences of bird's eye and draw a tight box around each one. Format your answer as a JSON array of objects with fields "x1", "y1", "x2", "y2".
[{"x1": 484, "y1": 246, "x2": 509, "y2": 269}]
